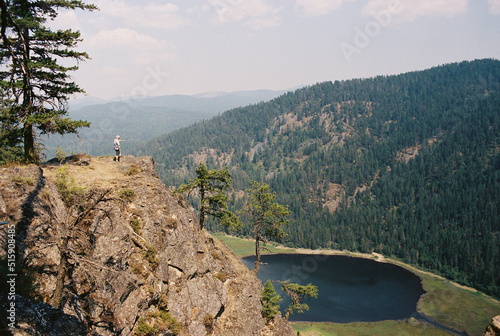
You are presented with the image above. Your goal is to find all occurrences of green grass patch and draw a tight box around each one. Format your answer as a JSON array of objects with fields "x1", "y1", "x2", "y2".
[
  {"x1": 11, "y1": 175, "x2": 34, "y2": 186},
  {"x1": 210, "y1": 232, "x2": 296, "y2": 257},
  {"x1": 291, "y1": 319, "x2": 454, "y2": 336},
  {"x1": 416, "y1": 272, "x2": 500, "y2": 336},
  {"x1": 118, "y1": 188, "x2": 135, "y2": 200}
]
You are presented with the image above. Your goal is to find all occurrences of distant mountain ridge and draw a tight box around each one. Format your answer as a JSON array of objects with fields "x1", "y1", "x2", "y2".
[
  {"x1": 43, "y1": 89, "x2": 287, "y2": 159},
  {"x1": 132, "y1": 59, "x2": 500, "y2": 299},
  {"x1": 68, "y1": 89, "x2": 288, "y2": 111}
]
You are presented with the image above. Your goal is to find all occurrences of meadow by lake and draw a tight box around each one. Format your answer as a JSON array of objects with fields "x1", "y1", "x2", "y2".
[{"x1": 212, "y1": 233, "x2": 500, "y2": 336}]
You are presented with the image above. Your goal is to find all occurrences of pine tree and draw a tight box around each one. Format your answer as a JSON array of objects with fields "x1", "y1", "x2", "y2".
[
  {"x1": 261, "y1": 280, "x2": 282, "y2": 320},
  {"x1": 277, "y1": 280, "x2": 318, "y2": 320},
  {"x1": 0, "y1": 85, "x2": 22, "y2": 163},
  {"x1": 177, "y1": 163, "x2": 240, "y2": 230},
  {"x1": 0, "y1": 0, "x2": 96, "y2": 163},
  {"x1": 242, "y1": 181, "x2": 290, "y2": 275}
]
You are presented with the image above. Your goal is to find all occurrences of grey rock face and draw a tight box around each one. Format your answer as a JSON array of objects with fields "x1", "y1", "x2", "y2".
[{"x1": 0, "y1": 157, "x2": 294, "y2": 336}]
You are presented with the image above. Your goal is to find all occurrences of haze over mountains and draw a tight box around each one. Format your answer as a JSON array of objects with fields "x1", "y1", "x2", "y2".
[
  {"x1": 42, "y1": 89, "x2": 288, "y2": 158},
  {"x1": 132, "y1": 59, "x2": 500, "y2": 299}
]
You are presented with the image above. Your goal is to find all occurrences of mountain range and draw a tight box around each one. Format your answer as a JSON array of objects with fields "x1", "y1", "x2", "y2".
[{"x1": 41, "y1": 89, "x2": 287, "y2": 159}]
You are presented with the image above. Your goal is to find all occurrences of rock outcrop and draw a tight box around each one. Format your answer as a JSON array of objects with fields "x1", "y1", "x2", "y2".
[
  {"x1": 484, "y1": 315, "x2": 500, "y2": 336},
  {"x1": 0, "y1": 156, "x2": 294, "y2": 336}
]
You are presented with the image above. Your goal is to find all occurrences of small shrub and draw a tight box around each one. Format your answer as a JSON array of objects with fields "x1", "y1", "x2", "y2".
[
  {"x1": 158, "y1": 294, "x2": 168, "y2": 310},
  {"x1": 144, "y1": 244, "x2": 158, "y2": 269},
  {"x1": 203, "y1": 313, "x2": 214, "y2": 333},
  {"x1": 166, "y1": 215, "x2": 178, "y2": 229},
  {"x1": 70, "y1": 152, "x2": 89, "y2": 162},
  {"x1": 55, "y1": 147, "x2": 66, "y2": 163},
  {"x1": 11, "y1": 175, "x2": 34, "y2": 186},
  {"x1": 155, "y1": 310, "x2": 181, "y2": 334},
  {"x1": 135, "y1": 318, "x2": 159, "y2": 336},
  {"x1": 261, "y1": 280, "x2": 282, "y2": 320},
  {"x1": 125, "y1": 164, "x2": 141, "y2": 176},
  {"x1": 214, "y1": 272, "x2": 228, "y2": 283},
  {"x1": 55, "y1": 166, "x2": 86, "y2": 207},
  {"x1": 130, "y1": 217, "x2": 141, "y2": 235},
  {"x1": 134, "y1": 310, "x2": 181, "y2": 336},
  {"x1": 130, "y1": 263, "x2": 145, "y2": 276},
  {"x1": 40, "y1": 190, "x2": 52, "y2": 201},
  {"x1": 119, "y1": 188, "x2": 135, "y2": 200},
  {"x1": 210, "y1": 250, "x2": 222, "y2": 260}
]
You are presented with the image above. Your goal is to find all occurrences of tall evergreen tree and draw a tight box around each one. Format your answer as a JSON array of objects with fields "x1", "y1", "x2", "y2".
[
  {"x1": 242, "y1": 181, "x2": 290, "y2": 275},
  {"x1": 0, "y1": 0, "x2": 96, "y2": 163}
]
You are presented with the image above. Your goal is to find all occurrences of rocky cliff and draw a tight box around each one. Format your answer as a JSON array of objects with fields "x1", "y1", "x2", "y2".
[{"x1": 0, "y1": 156, "x2": 294, "y2": 336}]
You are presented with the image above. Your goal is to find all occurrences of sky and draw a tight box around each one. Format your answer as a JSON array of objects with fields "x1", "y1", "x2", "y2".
[{"x1": 50, "y1": 0, "x2": 500, "y2": 101}]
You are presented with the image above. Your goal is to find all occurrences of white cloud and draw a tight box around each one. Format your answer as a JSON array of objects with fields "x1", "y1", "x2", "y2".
[
  {"x1": 295, "y1": 0, "x2": 353, "y2": 16},
  {"x1": 48, "y1": 10, "x2": 81, "y2": 31},
  {"x1": 87, "y1": 28, "x2": 157, "y2": 47},
  {"x1": 245, "y1": 16, "x2": 281, "y2": 30},
  {"x1": 362, "y1": 0, "x2": 469, "y2": 23},
  {"x1": 489, "y1": 0, "x2": 500, "y2": 15},
  {"x1": 85, "y1": 28, "x2": 174, "y2": 65},
  {"x1": 93, "y1": 0, "x2": 188, "y2": 29},
  {"x1": 206, "y1": 0, "x2": 281, "y2": 29},
  {"x1": 100, "y1": 66, "x2": 123, "y2": 76}
]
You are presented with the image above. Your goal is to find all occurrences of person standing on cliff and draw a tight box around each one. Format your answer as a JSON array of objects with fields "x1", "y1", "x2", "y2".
[{"x1": 113, "y1": 135, "x2": 124, "y2": 162}]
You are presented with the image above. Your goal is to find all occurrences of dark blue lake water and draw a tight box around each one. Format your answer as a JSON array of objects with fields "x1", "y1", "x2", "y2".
[{"x1": 242, "y1": 254, "x2": 425, "y2": 323}]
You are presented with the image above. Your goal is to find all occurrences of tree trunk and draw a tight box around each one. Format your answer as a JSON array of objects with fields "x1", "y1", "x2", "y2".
[
  {"x1": 23, "y1": 123, "x2": 36, "y2": 163},
  {"x1": 21, "y1": 16, "x2": 36, "y2": 163},
  {"x1": 199, "y1": 188, "x2": 205, "y2": 230},
  {"x1": 254, "y1": 232, "x2": 261, "y2": 275}
]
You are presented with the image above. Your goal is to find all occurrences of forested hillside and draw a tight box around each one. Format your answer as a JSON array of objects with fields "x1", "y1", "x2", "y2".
[
  {"x1": 41, "y1": 90, "x2": 284, "y2": 159},
  {"x1": 133, "y1": 59, "x2": 500, "y2": 298}
]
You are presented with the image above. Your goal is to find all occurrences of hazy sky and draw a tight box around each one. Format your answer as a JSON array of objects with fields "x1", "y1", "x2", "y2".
[{"x1": 51, "y1": 0, "x2": 500, "y2": 100}]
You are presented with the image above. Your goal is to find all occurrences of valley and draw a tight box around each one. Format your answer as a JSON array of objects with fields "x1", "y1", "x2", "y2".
[
  {"x1": 214, "y1": 233, "x2": 500, "y2": 336},
  {"x1": 132, "y1": 59, "x2": 500, "y2": 300}
]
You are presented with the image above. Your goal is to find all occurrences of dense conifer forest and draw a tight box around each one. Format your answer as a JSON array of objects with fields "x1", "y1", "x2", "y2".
[{"x1": 133, "y1": 59, "x2": 500, "y2": 298}]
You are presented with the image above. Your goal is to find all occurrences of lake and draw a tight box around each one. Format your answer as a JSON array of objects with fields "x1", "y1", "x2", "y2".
[{"x1": 241, "y1": 253, "x2": 425, "y2": 323}]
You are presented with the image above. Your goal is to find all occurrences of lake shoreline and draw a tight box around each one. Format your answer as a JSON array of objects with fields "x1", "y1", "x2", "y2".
[
  {"x1": 213, "y1": 232, "x2": 499, "y2": 335},
  {"x1": 242, "y1": 252, "x2": 425, "y2": 324},
  {"x1": 227, "y1": 233, "x2": 480, "y2": 295}
]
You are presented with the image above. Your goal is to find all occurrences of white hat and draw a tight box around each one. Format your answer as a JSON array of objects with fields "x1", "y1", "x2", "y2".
[{"x1": 116, "y1": 135, "x2": 120, "y2": 138}]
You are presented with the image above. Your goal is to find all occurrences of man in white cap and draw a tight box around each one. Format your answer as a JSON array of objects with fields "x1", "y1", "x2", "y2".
[{"x1": 113, "y1": 135, "x2": 124, "y2": 162}]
